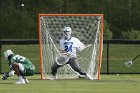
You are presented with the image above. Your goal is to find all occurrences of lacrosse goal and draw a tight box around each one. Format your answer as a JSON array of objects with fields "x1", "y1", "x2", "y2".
[{"x1": 38, "y1": 14, "x2": 104, "y2": 80}]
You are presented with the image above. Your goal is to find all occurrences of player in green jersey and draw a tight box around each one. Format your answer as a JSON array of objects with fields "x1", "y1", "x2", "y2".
[{"x1": 2, "y1": 50, "x2": 35, "y2": 84}]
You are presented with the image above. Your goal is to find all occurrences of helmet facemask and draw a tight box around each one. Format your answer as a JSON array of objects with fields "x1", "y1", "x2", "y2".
[{"x1": 63, "y1": 27, "x2": 72, "y2": 40}]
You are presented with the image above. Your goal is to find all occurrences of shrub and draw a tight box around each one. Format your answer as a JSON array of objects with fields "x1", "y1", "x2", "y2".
[
  {"x1": 121, "y1": 29, "x2": 140, "y2": 40},
  {"x1": 103, "y1": 20, "x2": 113, "y2": 39}
]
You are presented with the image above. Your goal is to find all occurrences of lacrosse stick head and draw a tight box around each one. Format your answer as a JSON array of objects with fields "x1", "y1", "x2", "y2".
[
  {"x1": 55, "y1": 53, "x2": 72, "y2": 65},
  {"x1": 124, "y1": 60, "x2": 133, "y2": 67}
]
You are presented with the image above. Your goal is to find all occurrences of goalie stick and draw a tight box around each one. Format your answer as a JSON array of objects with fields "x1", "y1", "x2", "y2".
[
  {"x1": 55, "y1": 44, "x2": 92, "y2": 66},
  {"x1": 124, "y1": 54, "x2": 140, "y2": 67}
]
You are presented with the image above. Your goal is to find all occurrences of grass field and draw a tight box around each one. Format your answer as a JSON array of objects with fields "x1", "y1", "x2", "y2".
[
  {"x1": 0, "y1": 44, "x2": 140, "y2": 93},
  {"x1": 1, "y1": 44, "x2": 140, "y2": 73},
  {"x1": 0, "y1": 74, "x2": 140, "y2": 93}
]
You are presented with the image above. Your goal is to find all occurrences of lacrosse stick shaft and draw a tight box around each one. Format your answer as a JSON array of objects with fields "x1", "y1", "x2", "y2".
[
  {"x1": 132, "y1": 54, "x2": 140, "y2": 61},
  {"x1": 85, "y1": 44, "x2": 92, "y2": 48},
  {"x1": 78, "y1": 44, "x2": 92, "y2": 52}
]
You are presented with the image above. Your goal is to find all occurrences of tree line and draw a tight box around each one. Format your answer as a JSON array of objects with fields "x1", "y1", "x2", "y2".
[{"x1": 0, "y1": 0, "x2": 140, "y2": 39}]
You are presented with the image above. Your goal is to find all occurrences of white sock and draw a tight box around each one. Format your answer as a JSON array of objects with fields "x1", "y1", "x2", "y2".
[{"x1": 19, "y1": 76, "x2": 23, "y2": 80}]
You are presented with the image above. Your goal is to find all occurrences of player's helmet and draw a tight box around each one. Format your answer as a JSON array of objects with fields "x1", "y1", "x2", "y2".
[
  {"x1": 4, "y1": 50, "x2": 14, "y2": 60},
  {"x1": 63, "y1": 27, "x2": 72, "y2": 40}
]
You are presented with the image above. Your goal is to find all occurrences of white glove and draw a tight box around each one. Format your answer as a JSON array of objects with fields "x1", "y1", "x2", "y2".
[
  {"x1": 77, "y1": 46, "x2": 85, "y2": 52},
  {"x1": 9, "y1": 70, "x2": 15, "y2": 76}
]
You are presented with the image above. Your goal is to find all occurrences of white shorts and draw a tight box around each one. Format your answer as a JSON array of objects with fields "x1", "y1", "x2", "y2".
[{"x1": 18, "y1": 63, "x2": 25, "y2": 74}]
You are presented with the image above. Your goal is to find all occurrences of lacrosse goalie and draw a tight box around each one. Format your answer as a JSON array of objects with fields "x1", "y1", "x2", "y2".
[
  {"x1": 2, "y1": 50, "x2": 35, "y2": 84},
  {"x1": 51, "y1": 27, "x2": 93, "y2": 80}
]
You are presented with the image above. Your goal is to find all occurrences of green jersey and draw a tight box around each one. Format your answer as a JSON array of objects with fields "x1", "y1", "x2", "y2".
[
  {"x1": 9, "y1": 55, "x2": 34, "y2": 68},
  {"x1": 9, "y1": 55, "x2": 35, "y2": 75}
]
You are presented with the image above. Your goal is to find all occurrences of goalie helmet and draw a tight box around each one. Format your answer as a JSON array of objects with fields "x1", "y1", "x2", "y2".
[
  {"x1": 63, "y1": 27, "x2": 72, "y2": 40},
  {"x1": 4, "y1": 50, "x2": 14, "y2": 60}
]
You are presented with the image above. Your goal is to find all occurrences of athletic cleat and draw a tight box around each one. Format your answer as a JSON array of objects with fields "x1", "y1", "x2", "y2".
[
  {"x1": 85, "y1": 73, "x2": 94, "y2": 80},
  {"x1": 24, "y1": 78, "x2": 29, "y2": 84},
  {"x1": 22, "y1": 76, "x2": 29, "y2": 84},
  {"x1": 15, "y1": 79, "x2": 26, "y2": 84},
  {"x1": 50, "y1": 75, "x2": 57, "y2": 80}
]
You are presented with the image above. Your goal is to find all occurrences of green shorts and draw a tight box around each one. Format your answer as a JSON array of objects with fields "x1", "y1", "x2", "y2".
[
  {"x1": 24, "y1": 68, "x2": 35, "y2": 76},
  {"x1": 18, "y1": 63, "x2": 35, "y2": 76}
]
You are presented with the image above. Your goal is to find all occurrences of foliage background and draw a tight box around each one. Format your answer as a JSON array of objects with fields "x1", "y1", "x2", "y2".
[{"x1": 0, "y1": 0, "x2": 140, "y2": 39}]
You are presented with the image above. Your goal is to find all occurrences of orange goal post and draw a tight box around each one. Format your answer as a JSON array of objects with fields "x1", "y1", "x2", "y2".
[{"x1": 38, "y1": 14, "x2": 104, "y2": 80}]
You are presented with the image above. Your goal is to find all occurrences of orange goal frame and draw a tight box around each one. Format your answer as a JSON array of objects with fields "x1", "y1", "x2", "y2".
[{"x1": 38, "y1": 14, "x2": 104, "y2": 80}]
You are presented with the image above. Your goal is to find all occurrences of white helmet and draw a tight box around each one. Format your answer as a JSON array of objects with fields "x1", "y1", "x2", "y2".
[
  {"x1": 63, "y1": 27, "x2": 72, "y2": 32},
  {"x1": 4, "y1": 50, "x2": 14, "y2": 60},
  {"x1": 63, "y1": 27, "x2": 72, "y2": 40}
]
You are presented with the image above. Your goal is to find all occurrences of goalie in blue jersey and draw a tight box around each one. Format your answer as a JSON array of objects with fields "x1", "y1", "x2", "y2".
[
  {"x1": 51, "y1": 27, "x2": 93, "y2": 80},
  {"x1": 2, "y1": 50, "x2": 35, "y2": 84}
]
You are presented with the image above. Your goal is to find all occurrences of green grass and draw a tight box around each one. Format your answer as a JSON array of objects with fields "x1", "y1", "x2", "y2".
[
  {"x1": 0, "y1": 44, "x2": 140, "y2": 73},
  {"x1": 0, "y1": 74, "x2": 140, "y2": 93},
  {"x1": 102, "y1": 44, "x2": 140, "y2": 73}
]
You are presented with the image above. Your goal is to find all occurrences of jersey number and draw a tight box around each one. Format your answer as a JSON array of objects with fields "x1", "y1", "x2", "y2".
[
  {"x1": 13, "y1": 55, "x2": 25, "y2": 62},
  {"x1": 65, "y1": 44, "x2": 72, "y2": 52}
]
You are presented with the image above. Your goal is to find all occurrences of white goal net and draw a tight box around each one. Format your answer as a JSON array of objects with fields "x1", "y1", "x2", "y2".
[{"x1": 38, "y1": 14, "x2": 104, "y2": 80}]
